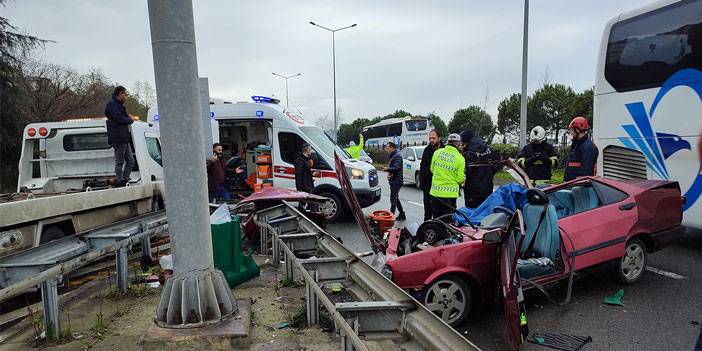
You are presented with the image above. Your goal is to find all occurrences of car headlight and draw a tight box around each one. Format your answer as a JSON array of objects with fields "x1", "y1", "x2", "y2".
[
  {"x1": 381, "y1": 264, "x2": 393, "y2": 280},
  {"x1": 350, "y1": 168, "x2": 364, "y2": 180}
]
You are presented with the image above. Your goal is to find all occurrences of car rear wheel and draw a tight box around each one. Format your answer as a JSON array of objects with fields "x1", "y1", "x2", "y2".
[
  {"x1": 617, "y1": 238, "x2": 648, "y2": 284},
  {"x1": 415, "y1": 172, "x2": 421, "y2": 189},
  {"x1": 422, "y1": 275, "x2": 472, "y2": 327},
  {"x1": 318, "y1": 192, "x2": 343, "y2": 223}
]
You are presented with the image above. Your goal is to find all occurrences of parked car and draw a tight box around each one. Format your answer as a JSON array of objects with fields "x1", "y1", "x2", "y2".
[
  {"x1": 358, "y1": 149, "x2": 373, "y2": 164},
  {"x1": 400, "y1": 146, "x2": 425, "y2": 188},
  {"x1": 382, "y1": 171, "x2": 684, "y2": 337}
]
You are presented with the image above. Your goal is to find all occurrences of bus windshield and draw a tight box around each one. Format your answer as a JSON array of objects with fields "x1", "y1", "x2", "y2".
[{"x1": 300, "y1": 126, "x2": 350, "y2": 159}]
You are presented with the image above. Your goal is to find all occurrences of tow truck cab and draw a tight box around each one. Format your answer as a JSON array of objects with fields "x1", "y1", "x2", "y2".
[{"x1": 148, "y1": 96, "x2": 382, "y2": 222}]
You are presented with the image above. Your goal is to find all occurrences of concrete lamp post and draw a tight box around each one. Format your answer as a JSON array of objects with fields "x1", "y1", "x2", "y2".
[{"x1": 148, "y1": 0, "x2": 237, "y2": 328}]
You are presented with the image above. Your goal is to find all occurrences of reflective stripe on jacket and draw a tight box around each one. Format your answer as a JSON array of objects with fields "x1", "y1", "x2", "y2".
[{"x1": 429, "y1": 145, "x2": 465, "y2": 198}]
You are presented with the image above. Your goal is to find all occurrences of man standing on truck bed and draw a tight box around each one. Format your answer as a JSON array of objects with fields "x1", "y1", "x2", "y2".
[
  {"x1": 294, "y1": 143, "x2": 315, "y2": 193},
  {"x1": 105, "y1": 86, "x2": 135, "y2": 187}
]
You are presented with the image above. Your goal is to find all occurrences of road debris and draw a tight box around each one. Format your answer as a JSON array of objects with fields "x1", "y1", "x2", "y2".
[{"x1": 603, "y1": 289, "x2": 624, "y2": 306}]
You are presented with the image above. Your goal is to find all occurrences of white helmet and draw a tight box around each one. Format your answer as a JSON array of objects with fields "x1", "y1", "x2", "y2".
[
  {"x1": 530, "y1": 126, "x2": 546, "y2": 143},
  {"x1": 349, "y1": 140, "x2": 356, "y2": 147}
]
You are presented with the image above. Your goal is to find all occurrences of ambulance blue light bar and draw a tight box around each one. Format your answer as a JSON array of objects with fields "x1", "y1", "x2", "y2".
[{"x1": 251, "y1": 95, "x2": 280, "y2": 104}]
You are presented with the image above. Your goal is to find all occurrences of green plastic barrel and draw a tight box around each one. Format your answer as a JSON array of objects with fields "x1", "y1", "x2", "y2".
[{"x1": 210, "y1": 216, "x2": 260, "y2": 288}]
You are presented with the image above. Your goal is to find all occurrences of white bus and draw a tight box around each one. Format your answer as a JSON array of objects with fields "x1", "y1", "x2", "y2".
[
  {"x1": 361, "y1": 117, "x2": 434, "y2": 149},
  {"x1": 594, "y1": 0, "x2": 702, "y2": 228}
]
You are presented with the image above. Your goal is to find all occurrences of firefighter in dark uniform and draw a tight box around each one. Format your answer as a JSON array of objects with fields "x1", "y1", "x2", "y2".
[
  {"x1": 517, "y1": 126, "x2": 558, "y2": 185},
  {"x1": 564, "y1": 116, "x2": 598, "y2": 182}
]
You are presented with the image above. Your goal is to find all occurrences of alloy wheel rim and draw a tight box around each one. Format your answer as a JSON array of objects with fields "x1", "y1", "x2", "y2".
[
  {"x1": 321, "y1": 199, "x2": 337, "y2": 218},
  {"x1": 424, "y1": 280, "x2": 466, "y2": 324},
  {"x1": 622, "y1": 243, "x2": 645, "y2": 280}
]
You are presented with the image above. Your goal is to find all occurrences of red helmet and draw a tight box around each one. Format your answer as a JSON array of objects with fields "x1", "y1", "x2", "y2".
[{"x1": 569, "y1": 116, "x2": 589, "y2": 132}]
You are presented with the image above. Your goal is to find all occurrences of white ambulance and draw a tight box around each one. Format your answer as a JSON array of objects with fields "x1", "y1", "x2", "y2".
[{"x1": 148, "y1": 96, "x2": 381, "y2": 222}]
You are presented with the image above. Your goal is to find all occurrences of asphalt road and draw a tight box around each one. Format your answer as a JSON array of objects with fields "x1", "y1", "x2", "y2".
[{"x1": 326, "y1": 172, "x2": 702, "y2": 351}]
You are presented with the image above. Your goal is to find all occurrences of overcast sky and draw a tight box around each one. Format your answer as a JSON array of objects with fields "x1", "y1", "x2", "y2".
[{"x1": 6, "y1": 0, "x2": 653, "y2": 125}]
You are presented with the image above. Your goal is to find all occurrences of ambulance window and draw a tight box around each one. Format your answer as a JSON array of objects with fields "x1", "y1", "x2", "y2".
[{"x1": 278, "y1": 132, "x2": 306, "y2": 164}]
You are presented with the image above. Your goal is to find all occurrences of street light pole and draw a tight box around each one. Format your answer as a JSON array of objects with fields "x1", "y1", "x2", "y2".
[
  {"x1": 519, "y1": 0, "x2": 529, "y2": 148},
  {"x1": 148, "y1": 0, "x2": 236, "y2": 328},
  {"x1": 310, "y1": 21, "x2": 357, "y2": 141},
  {"x1": 272, "y1": 72, "x2": 302, "y2": 108}
]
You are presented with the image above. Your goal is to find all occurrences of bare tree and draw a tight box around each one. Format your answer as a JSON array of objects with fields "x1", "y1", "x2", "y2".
[
  {"x1": 131, "y1": 80, "x2": 156, "y2": 109},
  {"x1": 14, "y1": 60, "x2": 111, "y2": 122}
]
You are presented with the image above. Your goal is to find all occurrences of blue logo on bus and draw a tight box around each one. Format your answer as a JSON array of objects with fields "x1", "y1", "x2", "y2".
[{"x1": 619, "y1": 68, "x2": 702, "y2": 210}]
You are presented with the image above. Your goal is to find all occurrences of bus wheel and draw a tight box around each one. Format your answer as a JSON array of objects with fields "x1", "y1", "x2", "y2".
[
  {"x1": 319, "y1": 192, "x2": 344, "y2": 223},
  {"x1": 40, "y1": 226, "x2": 66, "y2": 244}
]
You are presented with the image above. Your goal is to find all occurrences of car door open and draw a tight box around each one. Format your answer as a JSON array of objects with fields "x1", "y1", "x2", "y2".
[{"x1": 500, "y1": 210, "x2": 530, "y2": 350}]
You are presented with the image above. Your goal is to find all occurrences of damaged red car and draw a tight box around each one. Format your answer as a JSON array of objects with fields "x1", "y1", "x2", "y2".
[{"x1": 382, "y1": 173, "x2": 684, "y2": 335}]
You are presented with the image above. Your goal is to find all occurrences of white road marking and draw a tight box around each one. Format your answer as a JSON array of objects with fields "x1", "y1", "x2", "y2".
[
  {"x1": 646, "y1": 266, "x2": 687, "y2": 280},
  {"x1": 408, "y1": 201, "x2": 424, "y2": 207}
]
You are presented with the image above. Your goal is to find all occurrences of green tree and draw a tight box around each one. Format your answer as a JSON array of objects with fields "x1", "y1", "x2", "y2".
[
  {"x1": 571, "y1": 87, "x2": 594, "y2": 127},
  {"x1": 530, "y1": 83, "x2": 576, "y2": 143},
  {"x1": 427, "y1": 113, "x2": 448, "y2": 138},
  {"x1": 497, "y1": 93, "x2": 522, "y2": 139},
  {"x1": 0, "y1": 1, "x2": 47, "y2": 191},
  {"x1": 448, "y1": 105, "x2": 495, "y2": 139}
]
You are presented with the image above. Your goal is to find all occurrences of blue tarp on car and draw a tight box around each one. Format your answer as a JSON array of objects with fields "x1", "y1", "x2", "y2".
[{"x1": 453, "y1": 183, "x2": 529, "y2": 225}]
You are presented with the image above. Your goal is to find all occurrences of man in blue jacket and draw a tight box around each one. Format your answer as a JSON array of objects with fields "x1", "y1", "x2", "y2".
[
  {"x1": 104, "y1": 86, "x2": 135, "y2": 187},
  {"x1": 383, "y1": 142, "x2": 406, "y2": 221}
]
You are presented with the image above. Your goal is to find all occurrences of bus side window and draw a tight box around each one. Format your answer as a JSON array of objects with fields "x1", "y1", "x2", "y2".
[{"x1": 605, "y1": 1, "x2": 702, "y2": 92}]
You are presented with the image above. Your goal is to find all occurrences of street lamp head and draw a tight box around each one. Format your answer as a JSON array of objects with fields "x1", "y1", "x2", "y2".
[
  {"x1": 351, "y1": 24, "x2": 357, "y2": 27},
  {"x1": 309, "y1": 21, "x2": 316, "y2": 25}
]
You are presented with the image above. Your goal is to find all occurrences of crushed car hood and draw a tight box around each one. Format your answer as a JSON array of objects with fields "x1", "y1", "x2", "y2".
[{"x1": 237, "y1": 187, "x2": 330, "y2": 204}]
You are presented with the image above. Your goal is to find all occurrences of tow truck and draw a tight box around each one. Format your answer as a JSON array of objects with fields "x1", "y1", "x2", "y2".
[{"x1": 0, "y1": 119, "x2": 166, "y2": 262}]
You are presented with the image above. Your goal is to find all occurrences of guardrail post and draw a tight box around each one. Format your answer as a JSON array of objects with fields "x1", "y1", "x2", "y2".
[
  {"x1": 340, "y1": 317, "x2": 359, "y2": 351},
  {"x1": 285, "y1": 242, "x2": 295, "y2": 281},
  {"x1": 116, "y1": 247, "x2": 129, "y2": 292},
  {"x1": 306, "y1": 271, "x2": 319, "y2": 326},
  {"x1": 272, "y1": 229, "x2": 280, "y2": 266},
  {"x1": 140, "y1": 223, "x2": 152, "y2": 259},
  {"x1": 259, "y1": 225, "x2": 268, "y2": 255},
  {"x1": 40, "y1": 278, "x2": 60, "y2": 340}
]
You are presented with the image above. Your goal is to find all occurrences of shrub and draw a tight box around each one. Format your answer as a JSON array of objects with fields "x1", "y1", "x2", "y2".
[{"x1": 490, "y1": 143, "x2": 518, "y2": 160}]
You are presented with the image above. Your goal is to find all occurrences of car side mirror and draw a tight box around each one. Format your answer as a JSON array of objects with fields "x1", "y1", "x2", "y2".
[
  {"x1": 407, "y1": 156, "x2": 415, "y2": 161},
  {"x1": 482, "y1": 230, "x2": 502, "y2": 244}
]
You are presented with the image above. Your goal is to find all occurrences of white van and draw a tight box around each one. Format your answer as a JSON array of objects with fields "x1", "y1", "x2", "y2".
[{"x1": 148, "y1": 96, "x2": 381, "y2": 222}]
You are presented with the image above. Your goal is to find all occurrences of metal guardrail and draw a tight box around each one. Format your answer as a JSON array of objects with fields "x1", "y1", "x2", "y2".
[
  {"x1": 256, "y1": 202, "x2": 481, "y2": 351},
  {"x1": 0, "y1": 210, "x2": 168, "y2": 339}
]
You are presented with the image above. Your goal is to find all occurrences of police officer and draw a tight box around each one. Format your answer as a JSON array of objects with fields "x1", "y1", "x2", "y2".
[
  {"x1": 461, "y1": 130, "x2": 498, "y2": 208},
  {"x1": 419, "y1": 129, "x2": 444, "y2": 220},
  {"x1": 564, "y1": 116, "x2": 599, "y2": 181},
  {"x1": 430, "y1": 134, "x2": 466, "y2": 218},
  {"x1": 346, "y1": 134, "x2": 364, "y2": 159},
  {"x1": 517, "y1": 126, "x2": 558, "y2": 185}
]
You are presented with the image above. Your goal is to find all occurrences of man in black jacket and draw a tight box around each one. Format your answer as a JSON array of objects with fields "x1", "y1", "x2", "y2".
[
  {"x1": 104, "y1": 86, "x2": 134, "y2": 187},
  {"x1": 517, "y1": 126, "x2": 558, "y2": 184},
  {"x1": 419, "y1": 129, "x2": 443, "y2": 220},
  {"x1": 461, "y1": 130, "x2": 498, "y2": 208},
  {"x1": 383, "y1": 142, "x2": 406, "y2": 221},
  {"x1": 294, "y1": 143, "x2": 315, "y2": 193}
]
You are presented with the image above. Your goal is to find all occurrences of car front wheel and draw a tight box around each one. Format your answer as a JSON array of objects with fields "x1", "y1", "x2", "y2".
[
  {"x1": 617, "y1": 238, "x2": 648, "y2": 284},
  {"x1": 318, "y1": 192, "x2": 344, "y2": 223},
  {"x1": 422, "y1": 275, "x2": 472, "y2": 327},
  {"x1": 415, "y1": 172, "x2": 421, "y2": 189}
]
